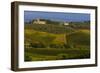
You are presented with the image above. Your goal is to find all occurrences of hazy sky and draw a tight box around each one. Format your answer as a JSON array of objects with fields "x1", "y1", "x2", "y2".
[{"x1": 24, "y1": 11, "x2": 90, "y2": 22}]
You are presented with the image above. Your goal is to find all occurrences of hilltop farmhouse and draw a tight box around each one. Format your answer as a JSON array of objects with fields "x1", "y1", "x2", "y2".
[
  {"x1": 64, "y1": 22, "x2": 69, "y2": 26},
  {"x1": 32, "y1": 18, "x2": 46, "y2": 24}
]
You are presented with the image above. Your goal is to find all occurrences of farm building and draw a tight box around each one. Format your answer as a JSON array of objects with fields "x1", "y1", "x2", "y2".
[
  {"x1": 64, "y1": 22, "x2": 69, "y2": 26},
  {"x1": 32, "y1": 18, "x2": 46, "y2": 24}
]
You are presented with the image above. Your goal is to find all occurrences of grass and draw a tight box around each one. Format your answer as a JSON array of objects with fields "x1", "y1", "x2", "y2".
[
  {"x1": 25, "y1": 47, "x2": 90, "y2": 61},
  {"x1": 24, "y1": 22, "x2": 90, "y2": 61}
]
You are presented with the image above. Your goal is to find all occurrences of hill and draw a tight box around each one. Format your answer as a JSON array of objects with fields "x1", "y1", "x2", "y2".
[{"x1": 24, "y1": 20, "x2": 90, "y2": 61}]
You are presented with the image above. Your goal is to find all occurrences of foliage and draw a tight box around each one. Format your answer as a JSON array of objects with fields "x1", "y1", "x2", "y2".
[
  {"x1": 24, "y1": 21, "x2": 90, "y2": 61},
  {"x1": 24, "y1": 47, "x2": 90, "y2": 61},
  {"x1": 69, "y1": 21, "x2": 90, "y2": 29},
  {"x1": 67, "y1": 30, "x2": 90, "y2": 48}
]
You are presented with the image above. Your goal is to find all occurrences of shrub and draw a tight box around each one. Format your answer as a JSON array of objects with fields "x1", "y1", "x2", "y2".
[
  {"x1": 24, "y1": 54, "x2": 32, "y2": 61},
  {"x1": 50, "y1": 41, "x2": 65, "y2": 48},
  {"x1": 57, "y1": 54, "x2": 69, "y2": 59},
  {"x1": 30, "y1": 42, "x2": 46, "y2": 48}
]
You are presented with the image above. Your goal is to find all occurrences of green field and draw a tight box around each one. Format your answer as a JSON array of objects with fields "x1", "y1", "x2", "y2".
[{"x1": 24, "y1": 21, "x2": 90, "y2": 61}]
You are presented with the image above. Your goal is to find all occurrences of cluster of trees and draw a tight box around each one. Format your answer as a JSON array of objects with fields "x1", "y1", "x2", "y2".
[
  {"x1": 25, "y1": 23, "x2": 74, "y2": 34},
  {"x1": 69, "y1": 21, "x2": 90, "y2": 29},
  {"x1": 25, "y1": 33, "x2": 69, "y2": 49},
  {"x1": 26, "y1": 42, "x2": 70, "y2": 49}
]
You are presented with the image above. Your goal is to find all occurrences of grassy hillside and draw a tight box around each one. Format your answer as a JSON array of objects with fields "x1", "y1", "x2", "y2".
[
  {"x1": 25, "y1": 23, "x2": 74, "y2": 34},
  {"x1": 24, "y1": 22, "x2": 90, "y2": 61}
]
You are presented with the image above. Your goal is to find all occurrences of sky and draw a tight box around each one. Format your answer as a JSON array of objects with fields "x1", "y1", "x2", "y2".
[{"x1": 24, "y1": 11, "x2": 90, "y2": 22}]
